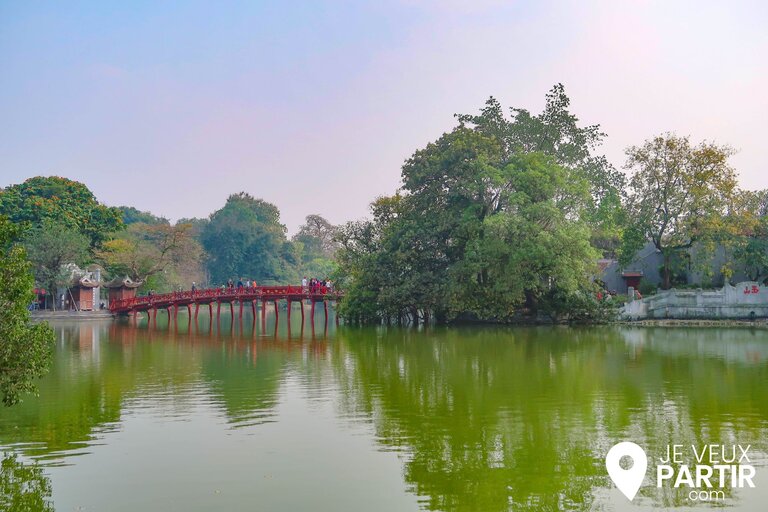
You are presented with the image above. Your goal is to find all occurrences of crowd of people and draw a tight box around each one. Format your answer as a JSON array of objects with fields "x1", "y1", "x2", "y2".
[
  {"x1": 187, "y1": 277, "x2": 334, "y2": 294},
  {"x1": 302, "y1": 276, "x2": 333, "y2": 294}
]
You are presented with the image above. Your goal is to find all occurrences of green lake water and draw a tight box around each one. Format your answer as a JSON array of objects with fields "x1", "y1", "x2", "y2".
[{"x1": 1, "y1": 313, "x2": 767, "y2": 511}]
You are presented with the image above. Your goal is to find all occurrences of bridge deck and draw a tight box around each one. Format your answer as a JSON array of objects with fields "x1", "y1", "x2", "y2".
[{"x1": 111, "y1": 286, "x2": 341, "y2": 315}]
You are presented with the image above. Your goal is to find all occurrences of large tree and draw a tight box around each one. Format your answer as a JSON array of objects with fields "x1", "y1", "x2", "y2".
[
  {"x1": 337, "y1": 127, "x2": 601, "y2": 323},
  {"x1": 23, "y1": 221, "x2": 90, "y2": 310},
  {"x1": 0, "y1": 176, "x2": 123, "y2": 247},
  {"x1": 0, "y1": 216, "x2": 55, "y2": 406},
  {"x1": 97, "y1": 222, "x2": 204, "y2": 291},
  {"x1": 621, "y1": 134, "x2": 738, "y2": 289},
  {"x1": 292, "y1": 214, "x2": 339, "y2": 278},
  {"x1": 456, "y1": 84, "x2": 626, "y2": 256},
  {"x1": 201, "y1": 193, "x2": 296, "y2": 285}
]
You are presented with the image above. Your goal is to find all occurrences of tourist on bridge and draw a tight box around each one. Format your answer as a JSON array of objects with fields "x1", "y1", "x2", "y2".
[
  {"x1": 237, "y1": 278, "x2": 244, "y2": 289},
  {"x1": 191, "y1": 282, "x2": 197, "y2": 292}
]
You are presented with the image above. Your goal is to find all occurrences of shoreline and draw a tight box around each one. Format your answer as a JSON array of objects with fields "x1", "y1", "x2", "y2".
[
  {"x1": 30, "y1": 311, "x2": 114, "y2": 321},
  {"x1": 615, "y1": 318, "x2": 768, "y2": 328}
]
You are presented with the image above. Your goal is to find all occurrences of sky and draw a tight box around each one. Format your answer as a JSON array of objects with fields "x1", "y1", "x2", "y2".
[{"x1": 1, "y1": 0, "x2": 767, "y2": 235}]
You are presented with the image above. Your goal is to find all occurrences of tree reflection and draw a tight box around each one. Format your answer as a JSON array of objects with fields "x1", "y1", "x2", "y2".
[
  {"x1": 332, "y1": 326, "x2": 768, "y2": 511},
  {"x1": 0, "y1": 453, "x2": 54, "y2": 512}
]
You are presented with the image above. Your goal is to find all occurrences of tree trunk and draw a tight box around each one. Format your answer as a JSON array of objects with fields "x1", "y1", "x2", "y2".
[{"x1": 662, "y1": 251, "x2": 671, "y2": 290}]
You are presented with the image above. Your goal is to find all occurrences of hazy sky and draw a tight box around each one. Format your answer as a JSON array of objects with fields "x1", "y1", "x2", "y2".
[{"x1": 2, "y1": 0, "x2": 766, "y2": 234}]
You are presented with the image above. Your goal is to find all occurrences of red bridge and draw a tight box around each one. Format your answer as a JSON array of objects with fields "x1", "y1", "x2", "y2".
[{"x1": 110, "y1": 286, "x2": 343, "y2": 324}]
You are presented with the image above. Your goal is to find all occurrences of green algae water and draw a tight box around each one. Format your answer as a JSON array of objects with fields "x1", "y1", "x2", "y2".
[{"x1": 1, "y1": 315, "x2": 767, "y2": 511}]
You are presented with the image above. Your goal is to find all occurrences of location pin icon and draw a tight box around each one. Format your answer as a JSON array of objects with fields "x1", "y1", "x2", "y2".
[{"x1": 606, "y1": 442, "x2": 647, "y2": 501}]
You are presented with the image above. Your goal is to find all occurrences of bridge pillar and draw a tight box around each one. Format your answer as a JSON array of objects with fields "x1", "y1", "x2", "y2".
[
  {"x1": 324, "y1": 300, "x2": 328, "y2": 328},
  {"x1": 300, "y1": 300, "x2": 305, "y2": 324},
  {"x1": 287, "y1": 300, "x2": 292, "y2": 323},
  {"x1": 229, "y1": 302, "x2": 234, "y2": 322},
  {"x1": 273, "y1": 300, "x2": 279, "y2": 323},
  {"x1": 239, "y1": 300, "x2": 244, "y2": 319},
  {"x1": 194, "y1": 303, "x2": 199, "y2": 321},
  {"x1": 216, "y1": 302, "x2": 221, "y2": 322},
  {"x1": 251, "y1": 300, "x2": 256, "y2": 317}
]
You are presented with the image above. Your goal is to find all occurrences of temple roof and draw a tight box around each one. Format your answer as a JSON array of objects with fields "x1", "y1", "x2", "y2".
[
  {"x1": 103, "y1": 276, "x2": 143, "y2": 289},
  {"x1": 69, "y1": 274, "x2": 100, "y2": 288}
]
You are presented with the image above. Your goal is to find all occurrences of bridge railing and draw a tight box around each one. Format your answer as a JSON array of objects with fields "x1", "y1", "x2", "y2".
[{"x1": 110, "y1": 285, "x2": 341, "y2": 312}]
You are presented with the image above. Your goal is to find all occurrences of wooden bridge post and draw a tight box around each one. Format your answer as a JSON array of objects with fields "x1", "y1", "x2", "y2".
[
  {"x1": 216, "y1": 302, "x2": 221, "y2": 322},
  {"x1": 251, "y1": 300, "x2": 256, "y2": 318},
  {"x1": 323, "y1": 300, "x2": 328, "y2": 328},
  {"x1": 194, "y1": 303, "x2": 199, "y2": 321},
  {"x1": 229, "y1": 302, "x2": 234, "y2": 322},
  {"x1": 260, "y1": 300, "x2": 266, "y2": 330},
  {"x1": 300, "y1": 300, "x2": 305, "y2": 324},
  {"x1": 287, "y1": 300, "x2": 292, "y2": 323},
  {"x1": 239, "y1": 300, "x2": 244, "y2": 320},
  {"x1": 335, "y1": 301, "x2": 339, "y2": 326},
  {"x1": 273, "y1": 300, "x2": 279, "y2": 323}
]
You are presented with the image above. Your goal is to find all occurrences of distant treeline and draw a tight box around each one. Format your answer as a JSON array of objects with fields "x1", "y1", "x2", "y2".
[
  {"x1": 0, "y1": 178, "x2": 339, "y2": 304},
  {"x1": 2, "y1": 84, "x2": 766, "y2": 322}
]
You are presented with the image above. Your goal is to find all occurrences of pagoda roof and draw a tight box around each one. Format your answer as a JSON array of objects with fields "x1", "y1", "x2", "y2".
[
  {"x1": 103, "y1": 276, "x2": 143, "y2": 289},
  {"x1": 69, "y1": 274, "x2": 100, "y2": 288}
]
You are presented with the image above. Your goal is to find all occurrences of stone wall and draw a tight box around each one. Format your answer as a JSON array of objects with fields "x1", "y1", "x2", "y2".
[{"x1": 621, "y1": 281, "x2": 768, "y2": 320}]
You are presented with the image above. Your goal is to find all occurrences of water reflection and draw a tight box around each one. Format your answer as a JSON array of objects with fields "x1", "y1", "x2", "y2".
[
  {"x1": 0, "y1": 453, "x2": 54, "y2": 511},
  {"x1": 0, "y1": 320, "x2": 765, "y2": 511}
]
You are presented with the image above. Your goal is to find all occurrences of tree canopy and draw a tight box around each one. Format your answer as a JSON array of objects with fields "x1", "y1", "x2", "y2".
[
  {"x1": 621, "y1": 134, "x2": 739, "y2": 288},
  {"x1": 337, "y1": 124, "x2": 603, "y2": 324},
  {"x1": 23, "y1": 221, "x2": 91, "y2": 310},
  {"x1": 97, "y1": 222, "x2": 204, "y2": 291},
  {"x1": 0, "y1": 216, "x2": 54, "y2": 406},
  {"x1": 0, "y1": 176, "x2": 123, "y2": 247},
  {"x1": 201, "y1": 193, "x2": 297, "y2": 285}
]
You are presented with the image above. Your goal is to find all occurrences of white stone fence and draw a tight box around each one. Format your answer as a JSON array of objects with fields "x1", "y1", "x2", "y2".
[{"x1": 621, "y1": 282, "x2": 768, "y2": 321}]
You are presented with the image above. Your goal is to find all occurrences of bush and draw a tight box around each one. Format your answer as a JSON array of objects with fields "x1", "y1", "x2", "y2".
[{"x1": 638, "y1": 278, "x2": 656, "y2": 296}]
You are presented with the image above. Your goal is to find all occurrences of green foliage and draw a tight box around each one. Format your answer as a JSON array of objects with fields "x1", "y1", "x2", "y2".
[
  {"x1": 623, "y1": 134, "x2": 738, "y2": 288},
  {"x1": 97, "y1": 222, "x2": 204, "y2": 291},
  {"x1": 457, "y1": 84, "x2": 627, "y2": 255},
  {"x1": 637, "y1": 278, "x2": 657, "y2": 296},
  {"x1": 0, "y1": 453, "x2": 54, "y2": 511},
  {"x1": 337, "y1": 126, "x2": 600, "y2": 323},
  {"x1": 201, "y1": 193, "x2": 297, "y2": 285},
  {"x1": 0, "y1": 217, "x2": 55, "y2": 406},
  {"x1": 0, "y1": 176, "x2": 123, "y2": 247},
  {"x1": 22, "y1": 221, "x2": 90, "y2": 310},
  {"x1": 118, "y1": 206, "x2": 169, "y2": 225},
  {"x1": 293, "y1": 214, "x2": 339, "y2": 279}
]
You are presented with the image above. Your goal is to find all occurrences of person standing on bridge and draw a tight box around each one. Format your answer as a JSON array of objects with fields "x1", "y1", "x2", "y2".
[{"x1": 237, "y1": 278, "x2": 244, "y2": 289}]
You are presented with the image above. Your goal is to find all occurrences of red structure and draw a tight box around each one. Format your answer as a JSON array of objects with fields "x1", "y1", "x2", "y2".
[
  {"x1": 104, "y1": 276, "x2": 143, "y2": 306},
  {"x1": 68, "y1": 275, "x2": 100, "y2": 311},
  {"x1": 109, "y1": 285, "x2": 343, "y2": 325}
]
